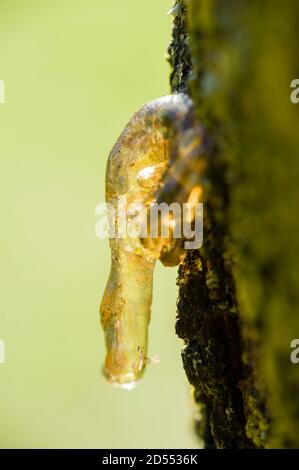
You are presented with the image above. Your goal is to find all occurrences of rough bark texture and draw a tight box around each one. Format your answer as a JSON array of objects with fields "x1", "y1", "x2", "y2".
[{"x1": 169, "y1": 0, "x2": 299, "y2": 448}]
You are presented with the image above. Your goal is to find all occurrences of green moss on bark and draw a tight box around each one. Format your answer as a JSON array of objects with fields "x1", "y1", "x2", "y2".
[{"x1": 171, "y1": 0, "x2": 299, "y2": 448}]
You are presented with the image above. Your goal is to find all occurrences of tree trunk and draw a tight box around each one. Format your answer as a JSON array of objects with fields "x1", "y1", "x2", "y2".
[{"x1": 169, "y1": 0, "x2": 299, "y2": 448}]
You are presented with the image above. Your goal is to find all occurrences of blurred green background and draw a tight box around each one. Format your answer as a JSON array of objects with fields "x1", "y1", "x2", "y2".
[{"x1": 0, "y1": 0, "x2": 197, "y2": 448}]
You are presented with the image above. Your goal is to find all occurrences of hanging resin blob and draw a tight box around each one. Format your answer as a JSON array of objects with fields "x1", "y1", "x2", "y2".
[{"x1": 100, "y1": 93, "x2": 206, "y2": 388}]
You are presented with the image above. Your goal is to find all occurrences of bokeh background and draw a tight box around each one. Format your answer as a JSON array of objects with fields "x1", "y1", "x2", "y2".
[{"x1": 0, "y1": 0, "x2": 197, "y2": 448}]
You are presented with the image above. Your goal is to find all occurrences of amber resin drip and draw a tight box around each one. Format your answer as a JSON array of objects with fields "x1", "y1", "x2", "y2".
[{"x1": 100, "y1": 93, "x2": 206, "y2": 388}]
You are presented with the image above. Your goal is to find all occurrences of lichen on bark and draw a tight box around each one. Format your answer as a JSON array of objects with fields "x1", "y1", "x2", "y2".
[{"x1": 167, "y1": 1, "x2": 192, "y2": 94}]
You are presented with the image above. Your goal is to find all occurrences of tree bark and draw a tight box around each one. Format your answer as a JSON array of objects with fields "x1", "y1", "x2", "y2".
[{"x1": 169, "y1": 0, "x2": 299, "y2": 448}]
